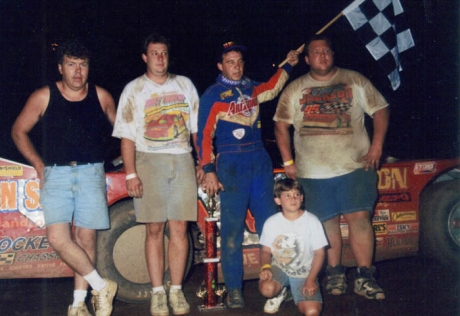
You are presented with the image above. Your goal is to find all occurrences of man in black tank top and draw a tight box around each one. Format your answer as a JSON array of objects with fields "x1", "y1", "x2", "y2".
[{"x1": 12, "y1": 39, "x2": 118, "y2": 316}]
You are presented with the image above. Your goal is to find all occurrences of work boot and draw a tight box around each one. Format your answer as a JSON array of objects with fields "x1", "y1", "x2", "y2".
[
  {"x1": 91, "y1": 278, "x2": 118, "y2": 316},
  {"x1": 169, "y1": 289, "x2": 190, "y2": 315},
  {"x1": 326, "y1": 264, "x2": 347, "y2": 295},
  {"x1": 150, "y1": 291, "x2": 169, "y2": 316},
  {"x1": 226, "y1": 289, "x2": 245, "y2": 308},
  {"x1": 354, "y1": 266, "x2": 385, "y2": 300},
  {"x1": 68, "y1": 302, "x2": 92, "y2": 316}
]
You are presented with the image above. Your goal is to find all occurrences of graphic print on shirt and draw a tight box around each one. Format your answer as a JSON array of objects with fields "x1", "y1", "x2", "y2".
[
  {"x1": 272, "y1": 233, "x2": 308, "y2": 277},
  {"x1": 144, "y1": 92, "x2": 190, "y2": 142},
  {"x1": 221, "y1": 92, "x2": 260, "y2": 127},
  {"x1": 299, "y1": 84, "x2": 353, "y2": 136}
]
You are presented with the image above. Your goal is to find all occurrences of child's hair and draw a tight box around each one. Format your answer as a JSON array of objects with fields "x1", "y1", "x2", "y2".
[{"x1": 274, "y1": 178, "x2": 305, "y2": 198}]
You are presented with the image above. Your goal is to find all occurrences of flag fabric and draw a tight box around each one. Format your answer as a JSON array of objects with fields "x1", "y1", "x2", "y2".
[{"x1": 343, "y1": 0, "x2": 415, "y2": 90}]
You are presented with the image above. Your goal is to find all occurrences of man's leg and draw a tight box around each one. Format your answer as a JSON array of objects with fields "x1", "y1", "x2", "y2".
[
  {"x1": 167, "y1": 220, "x2": 188, "y2": 285},
  {"x1": 145, "y1": 222, "x2": 170, "y2": 316},
  {"x1": 46, "y1": 223, "x2": 95, "y2": 276},
  {"x1": 343, "y1": 211, "x2": 373, "y2": 268},
  {"x1": 167, "y1": 220, "x2": 190, "y2": 315},
  {"x1": 322, "y1": 216, "x2": 348, "y2": 296},
  {"x1": 74, "y1": 226, "x2": 97, "y2": 290},
  {"x1": 344, "y1": 211, "x2": 385, "y2": 300},
  {"x1": 145, "y1": 222, "x2": 166, "y2": 287},
  {"x1": 322, "y1": 216, "x2": 342, "y2": 267}
]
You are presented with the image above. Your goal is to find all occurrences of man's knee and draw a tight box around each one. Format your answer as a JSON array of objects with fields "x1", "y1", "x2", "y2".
[
  {"x1": 146, "y1": 222, "x2": 166, "y2": 239},
  {"x1": 298, "y1": 301, "x2": 322, "y2": 316},
  {"x1": 259, "y1": 280, "x2": 280, "y2": 298}
]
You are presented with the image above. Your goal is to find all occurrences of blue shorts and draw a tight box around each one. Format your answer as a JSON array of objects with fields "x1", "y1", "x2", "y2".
[
  {"x1": 269, "y1": 264, "x2": 322, "y2": 304},
  {"x1": 40, "y1": 163, "x2": 109, "y2": 229},
  {"x1": 299, "y1": 168, "x2": 378, "y2": 222}
]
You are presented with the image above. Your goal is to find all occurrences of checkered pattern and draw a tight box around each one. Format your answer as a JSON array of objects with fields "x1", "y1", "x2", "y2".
[
  {"x1": 343, "y1": 0, "x2": 415, "y2": 90},
  {"x1": 0, "y1": 253, "x2": 15, "y2": 265}
]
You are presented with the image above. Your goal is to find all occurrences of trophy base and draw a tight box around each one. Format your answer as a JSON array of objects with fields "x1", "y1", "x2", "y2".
[{"x1": 197, "y1": 304, "x2": 227, "y2": 312}]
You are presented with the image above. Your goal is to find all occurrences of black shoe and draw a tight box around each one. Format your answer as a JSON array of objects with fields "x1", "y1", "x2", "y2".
[
  {"x1": 354, "y1": 266, "x2": 385, "y2": 300},
  {"x1": 326, "y1": 264, "x2": 347, "y2": 295},
  {"x1": 226, "y1": 289, "x2": 245, "y2": 309}
]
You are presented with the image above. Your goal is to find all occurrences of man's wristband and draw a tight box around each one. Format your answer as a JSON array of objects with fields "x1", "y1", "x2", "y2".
[
  {"x1": 125, "y1": 173, "x2": 138, "y2": 180},
  {"x1": 261, "y1": 264, "x2": 272, "y2": 271},
  {"x1": 283, "y1": 159, "x2": 294, "y2": 167},
  {"x1": 203, "y1": 163, "x2": 216, "y2": 173}
]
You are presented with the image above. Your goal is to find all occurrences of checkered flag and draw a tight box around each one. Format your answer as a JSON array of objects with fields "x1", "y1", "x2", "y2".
[{"x1": 343, "y1": 0, "x2": 415, "y2": 90}]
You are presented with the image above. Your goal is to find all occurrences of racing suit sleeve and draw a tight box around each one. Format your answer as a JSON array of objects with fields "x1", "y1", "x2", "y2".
[
  {"x1": 197, "y1": 91, "x2": 217, "y2": 172},
  {"x1": 255, "y1": 63, "x2": 292, "y2": 103}
]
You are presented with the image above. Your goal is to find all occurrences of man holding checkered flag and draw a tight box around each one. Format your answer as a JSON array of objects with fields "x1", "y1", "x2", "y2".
[{"x1": 274, "y1": 34, "x2": 389, "y2": 301}]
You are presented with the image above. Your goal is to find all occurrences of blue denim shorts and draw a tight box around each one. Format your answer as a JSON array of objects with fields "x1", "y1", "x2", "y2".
[
  {"x1": 270, "y1": 264, "x2": 322, "y2": 304},
  {"x1": 40, "y1": 163, "x2": 109, "y2": 229},
  {"x1": 299, "y1": 168, "x2": 378, "y2": 222}
]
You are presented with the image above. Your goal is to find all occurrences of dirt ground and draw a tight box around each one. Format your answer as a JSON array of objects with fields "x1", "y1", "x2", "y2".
[{"x1": 1, "y1": 256, "x2": 458, "y2": 316}]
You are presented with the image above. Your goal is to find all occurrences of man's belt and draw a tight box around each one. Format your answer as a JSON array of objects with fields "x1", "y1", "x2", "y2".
[
  {"x1": 216, "y1": 141, "x2": 263, "y2": 154},
  {"x1": 46, "y1": 161, "x2": 100, "y2": 167}
]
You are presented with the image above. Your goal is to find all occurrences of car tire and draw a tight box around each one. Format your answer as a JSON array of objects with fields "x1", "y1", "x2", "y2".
[
  {"x1": 96, "y1": 200, "x2": 194, "y2": 303},
  {"x1": 420, "y1": 180, "x2": 460, "y2": 267}
]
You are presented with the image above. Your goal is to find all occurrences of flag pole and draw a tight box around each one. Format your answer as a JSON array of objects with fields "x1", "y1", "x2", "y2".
[{"x1": 278, "y1": 11, "x2": 344, "y2": 68}]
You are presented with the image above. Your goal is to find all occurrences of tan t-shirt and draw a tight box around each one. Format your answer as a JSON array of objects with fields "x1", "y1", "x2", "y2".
[{"x1": 274, "y1": 68, "x2": 388, "y2": 179}]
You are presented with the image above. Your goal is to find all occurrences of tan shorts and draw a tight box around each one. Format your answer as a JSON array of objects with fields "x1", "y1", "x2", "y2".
[{"x1": 134, "y1": 152, "x2": 197, "y2": 223}]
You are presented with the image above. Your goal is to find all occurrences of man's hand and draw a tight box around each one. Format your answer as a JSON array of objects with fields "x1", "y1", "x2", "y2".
[
  {"x1": 126, "y1": 177, "x2": 143, "y2": 198},
  {"x1": 259, "y1": 268, "x2": 273, "y2": 281},
  {"x1": 284, "y1": 163, "x2": 297, "y2": 179},
  {"x1": 358, "y1": 144, "x2": 383, "y2": 171},
  {"x1": 201, "y1": 172, "x2": 224, "y2": 196},
  {"x1": 302, "y1": 279, "x2": 318, "y2": 297},
  {"x1": 286, "y1": 50, "x2": 300, "y2": 67},
  {"x1": 195, "y1": 165, "x2": 205, "y2": 185}
]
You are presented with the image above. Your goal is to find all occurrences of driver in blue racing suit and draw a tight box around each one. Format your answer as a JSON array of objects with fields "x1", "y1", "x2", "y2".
[{"x1": 197, "y1": 41, "x2": 299, "y2": 308}]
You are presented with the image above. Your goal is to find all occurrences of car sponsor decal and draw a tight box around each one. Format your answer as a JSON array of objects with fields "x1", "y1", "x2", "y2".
[
  {"x1": 377, "y1": 167, "x2": 408, "y2": 190},
  {"x1": 385, "y1": 233, "x2": 418, "y2": 249},
  {"x1": 391, "y1": 211, "x2": 417, "y2": 222},
  {"x1": 372, "y1": 222, "x2": 387, "y2": 235},
  {"x1": 387, "y1": 223, "x2": 419, "y2": 234},
  {"x1": 0, "y1": 253, "x2": 15, "y2": 265},
  {"x1": 0, "y1": 165, "x2": 23, "y2": 177},
  {"x1": 0, "y1": 179, "x2": 45, "y2": 227},
  {"x1": 378, "y1": 192, "x2": 411, "y2": 203},
  {"x1": 413, "y1": 161, "x2": 436, "y2": 175},
  {"x1": 373, "y1": 209, "x2": 390, "y2": 222}
]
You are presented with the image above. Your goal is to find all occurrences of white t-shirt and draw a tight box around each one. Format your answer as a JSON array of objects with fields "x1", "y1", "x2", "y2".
[
  {"x1": 274, "y1": 68, "x2": 389, "y2": 178},
  {"x1": 259, "y1": 211, "x2": 328, "y2": 278},
  {"x1": 113, "y1": 73, "x2": 199, "y2": 154}
]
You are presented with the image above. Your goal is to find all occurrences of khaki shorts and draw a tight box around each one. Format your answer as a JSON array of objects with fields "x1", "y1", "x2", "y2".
[{"x1": 134, "y1": 152, "x2": 197, "y2": 223}]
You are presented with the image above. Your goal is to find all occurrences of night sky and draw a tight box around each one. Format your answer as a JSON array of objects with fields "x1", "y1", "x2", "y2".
[{"x1": 1, "y1": 0, "x2": 458, "y2": 164}]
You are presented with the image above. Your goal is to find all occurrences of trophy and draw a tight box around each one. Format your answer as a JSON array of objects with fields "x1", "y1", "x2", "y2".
[{"x1": 215, "y1": 285, "x2": 227, "y2": 306}]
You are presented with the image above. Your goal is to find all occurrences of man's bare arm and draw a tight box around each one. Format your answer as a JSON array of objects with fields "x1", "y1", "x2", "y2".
[
  {"x1": 11, "y1": 87, "x2": 50, "y2": 179},
  {"x1": 275, "y1": 121, "x2": 296, "y2": 179},
  {"x1": 96, "y1": 86, "x2": 116, "y2": 126}
]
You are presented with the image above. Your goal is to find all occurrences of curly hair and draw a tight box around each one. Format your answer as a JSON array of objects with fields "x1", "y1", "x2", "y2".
[{"x1": 57, "y1": 39, "x2": 90, "y2": 64}]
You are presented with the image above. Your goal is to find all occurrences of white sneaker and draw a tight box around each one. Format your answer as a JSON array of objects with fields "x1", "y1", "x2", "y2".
[
  {"x1": 264, "y1": 287, "x2": 287, "y2": 314},
  {"x1": 150, "y1": 291, "x2": 169, "y2": 316},
  {"x1": 68, "y1": 302, "x2": 92, "y2": 316},
  {"x1": 169, "y1": 289, "x2": 190, "y2": 315}
]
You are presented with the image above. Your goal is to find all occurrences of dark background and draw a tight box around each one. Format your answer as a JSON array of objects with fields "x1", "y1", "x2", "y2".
[{"x1": 1, "y1": 0, "x2": 458, "y2": 164}]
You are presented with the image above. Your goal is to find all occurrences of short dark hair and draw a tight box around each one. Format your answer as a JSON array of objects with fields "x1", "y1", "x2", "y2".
[
  {"x1": 305, "y1": 34, "x2": 334, "y2": 55},
  {"x1": 57, "y1": 39, "x2": 90, "y2": 64},
  {"x1": 274, "y1": 178, "x2": 304, "y2": 198},
  {"x1": 142, "y1": 32, "x2": 171, "y2": 55}
]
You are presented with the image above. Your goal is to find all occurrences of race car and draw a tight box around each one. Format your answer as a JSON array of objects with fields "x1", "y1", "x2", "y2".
[{"x1": 0, "y1": 155, "x2": 458, "y2": 303}]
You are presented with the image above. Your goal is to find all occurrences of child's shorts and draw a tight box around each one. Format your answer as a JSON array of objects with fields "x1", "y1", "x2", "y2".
[{"x1": 270, "y1": 264, "x2": 322, "y2": 304}]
